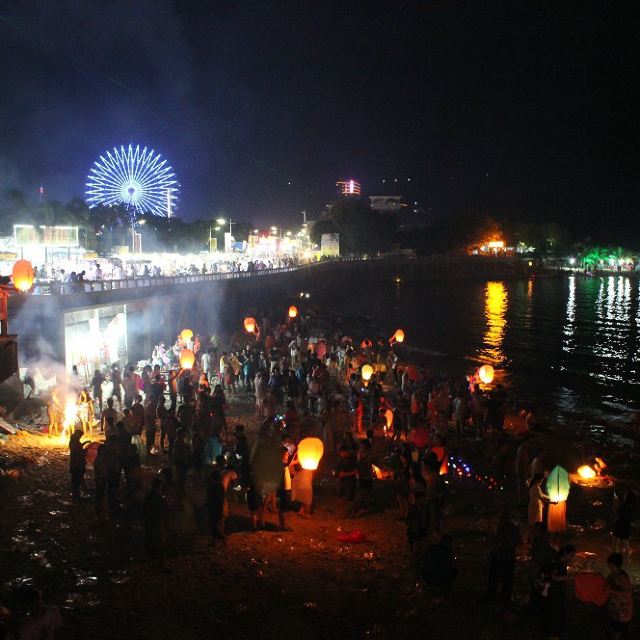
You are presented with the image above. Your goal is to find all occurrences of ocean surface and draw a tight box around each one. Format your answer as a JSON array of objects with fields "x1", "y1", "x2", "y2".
[{"x1": 313, "y1": 272, "x2": 640, "y2": 429}]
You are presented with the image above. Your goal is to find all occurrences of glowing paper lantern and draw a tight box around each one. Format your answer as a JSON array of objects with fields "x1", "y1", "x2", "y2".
[
  {"x1": 297, "y1": 437, "x2": 324, "y2": 470},
  {"x1": 361, "y1": 364, "x2": 374, "y2": 382},
  {"x1": 546, "y1": 465, "x2": 570, "y2": 502},
  {"x1": 11, "y1": 260, "x2": 34, "y2": 292},
  {"x1": 478, "y1": 364, "x2": 495, "y2": 385},
  {"x1": 179, "y1": 349, "x2": 195, "y2": 370},
  {"x1": 390, "y1": 329, "x2": 405, "y2": 344},
  {"x1": 180, "y1": 328, "x2": 193, "y2": 342},
  {"x1": 577, "y1": 465, "x2": 596, "y2": 480},
  {"x1": 546, "y1": 465, "x2": 570, "y2": 532},
  {"x1": 574, "y1": 572, "x2": 609, "y2": 606},
  {"x1": 360, "y1": 338, "x2": 373, "y2": 349},
  {"x1": 243, "y1": 317, "x2": 257, "y2": 334},
  {"x1": 412, "y1": 426, "x2": 430, "y2": 449},
  {"x1": 288, "y1": 305, "x2": 298, "y2": 319}
]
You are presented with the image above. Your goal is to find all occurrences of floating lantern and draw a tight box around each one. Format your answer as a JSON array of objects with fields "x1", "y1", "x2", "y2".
[
  {"x1": 574, "y1": 573, "x2": 609, "y2": 606},
  {"x1": 577, "y1": 465, "x2": 596, "y2": 480},
  {"x1": 478, "y1": 364, "x2": 495, "y2": 385},
  {"x1": 11, "y1": 260, "x2": 34, "y2": 292},
  {"x1": 390, "y1": 329, "x2": 405, "y2": 344},
  {"x1": 360, "y1": 338, "x2": 373, "y2": 349},
  {"x1": 546, "y1": 465, "x2": 570, "y2": 532},
  {"x1": 179, "y1": 348, "x2": 195, "y2": 370},
  {"x1": 361, "y1": 364, "x2": 374, "y2": 382},
  {"x1": 180, "y1": 328, "x2": 193, "y2": 342},
  {"x1": 243, "y1": 317, "x2": 257, "y2": 334},
  {"x1": 297, "y1": 437, "x2": 324, "y2": 470},
  {"x1": 412, "y1": 426, "x2": 430, "y2": 449},
  {"x1": 288, "y1": 305, "x2": 298, "y2": 319},
  {"x1": 384, "y1": 408, "x2": 394, "y2": 430}
]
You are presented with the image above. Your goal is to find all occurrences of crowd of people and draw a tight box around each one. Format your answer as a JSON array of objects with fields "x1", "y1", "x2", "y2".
[
  {"x1": 6, "y1": 308, "x2": 637, "y2": 639},
  {"x1": 26, "y1": 255, "x2": 304, "y2": 294}
]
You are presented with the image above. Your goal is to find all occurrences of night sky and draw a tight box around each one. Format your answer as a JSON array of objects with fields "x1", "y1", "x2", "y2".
[{"x1": 0, "y1": 1, "x2": 637, "y2": 233}]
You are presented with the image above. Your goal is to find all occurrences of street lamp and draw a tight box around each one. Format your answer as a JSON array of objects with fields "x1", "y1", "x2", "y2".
[{"x1": 216, "y1": 217, "x2": 235, "y2": 235}]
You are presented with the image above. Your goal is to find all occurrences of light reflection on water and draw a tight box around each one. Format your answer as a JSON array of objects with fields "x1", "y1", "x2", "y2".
[
  {"x1": 477, "y1": 275, "x2": 639, "y2": 424},
  {"x1": 316, "y1": 272, "x2": 640, "y2": 426},
  {"x1": 480, "y1": 281, "x2": 507, "y2": 367}
]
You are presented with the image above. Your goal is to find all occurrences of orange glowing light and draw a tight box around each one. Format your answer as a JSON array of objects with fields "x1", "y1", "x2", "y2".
[
  {"x1": 297, "y1": 437, "x2": 324, "y2": 470},
  {"x1": 179, "y1": 349, "x2": 195, "y2": 370},
  {"x1": 361, "y1": 364, "x2": 374, "y2": 382},
  {"x1": 390, "y1": 329, "x2": 405, "y2": 344},
  {"x1": 577, "y1": 465, "x2": 596, "y2": 480},
  {"x1": 243, "y1": 317, "x2": 257, "y2": 334},
  {"x1": 180, "y1": 328, "x2": 193, "y2": 341},
  {"x1": 288, "y1": 305, "x2": 298, "y2": 319},
  {"x1": 478, "y1": 364, "x2": 495, "y2": 385},
  {"x1": 11, "y1": 260, "x2": 35, "y2": 292}
]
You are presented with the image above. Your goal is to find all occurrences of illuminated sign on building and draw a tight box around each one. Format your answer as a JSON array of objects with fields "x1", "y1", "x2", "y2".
[
  {"x1": 14, "y1": 225, "x2": 80, "y2": 247},
  {"x1": 336, "y1": 179, "x2": 361, "y2": 196}
]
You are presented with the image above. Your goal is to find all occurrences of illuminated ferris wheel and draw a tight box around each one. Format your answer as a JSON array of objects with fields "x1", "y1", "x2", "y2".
[{"x1": 85, "y1": 144, "x2": 179, "y2": 217}]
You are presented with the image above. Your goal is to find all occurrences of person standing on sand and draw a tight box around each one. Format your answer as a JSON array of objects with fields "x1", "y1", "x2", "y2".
[
  {"x1": 516, "y1": 437, "x2": 531, "y2": 503},
  {"x1": 69, "y1": 428, "x2": 89, "y2": 500},
  {"x1": 216, "y1": 455, "x2": 238, "y2": 537},
  {"x1": 606, "y1": 552, "x2": 633, "y2": 640},
  {"x1": 539, "y1": 544, "x2": 576, "y2": 640},
  {"x1": 528, "y1": 473, "x2": 550, "y2": 542},
  {"x1": 612, "y1": 489, "x2": 635, "y2": 560},
  {"x1": 484, "y1": 510, "x2": 522, "y2": 608},
  {"x1": 205, "y1": 469, "x2": 225, "y2": 542},
  {"x1": 143, "y1": 478, "x2": 167, "y2": 567},
  {"x1": 91, "y1": 368, "x2": 105, "y2": 413}
]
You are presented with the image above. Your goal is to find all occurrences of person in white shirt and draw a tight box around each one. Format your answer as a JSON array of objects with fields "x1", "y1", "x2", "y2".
[{"x1": 201, "y1": 350, "x2": 212, "y2": 382}]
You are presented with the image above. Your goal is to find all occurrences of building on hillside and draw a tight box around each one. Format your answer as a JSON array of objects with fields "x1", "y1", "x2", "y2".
[{"x1": 369, "y1": 195, "x2": 427, "y2": 228}]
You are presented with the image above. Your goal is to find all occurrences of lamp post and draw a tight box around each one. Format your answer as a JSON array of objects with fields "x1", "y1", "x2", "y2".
[{"x1": 216, "y1": 217, "x2": 234, "y2": 235}]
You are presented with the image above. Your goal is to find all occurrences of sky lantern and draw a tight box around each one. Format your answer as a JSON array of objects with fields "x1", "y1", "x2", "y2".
[
  {"x1": 180, "y1": 328, "x2": 193, "y2": 342},
  {"x1": 361, "y1": 364, "x2": 374, "y2": 382},
  {"x1": 297, "y1": 437, "x2": 324, "y2": 470},
  {"x1": 546, "y1": 465, "x2": 571, "y2": 532},
  {"x1": 179, "y1": 348, "x2": 195, "y2": 370},
  {"x1": 390, "y1": 329, "x2": 405, "y2": 344},
  {"x1": 11, "y1": 260, "x2": 35, "y2": 292},
  {"x1": 288, "y1": 305, "x2": 298, "y2": 319},
  {"x1": 244, "y1": 317, "x2": 257, "y2": 334},
  {"x1": 478, "y1": 364, "x2": 495, "y2": 385},
  {"x1": 360, "y1": 338, "x2": 373, "y2": 349}
]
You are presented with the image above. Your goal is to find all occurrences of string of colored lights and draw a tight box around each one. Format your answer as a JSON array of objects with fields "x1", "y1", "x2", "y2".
[{"x1": 448, "y1": 455, "x2": 503, "y2": 491}]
